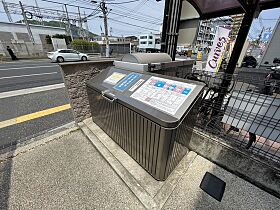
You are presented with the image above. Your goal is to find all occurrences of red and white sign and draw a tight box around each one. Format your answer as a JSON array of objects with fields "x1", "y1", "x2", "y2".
[{"x1": 205, "y1": 27, "x2": 230, "y2": 73}]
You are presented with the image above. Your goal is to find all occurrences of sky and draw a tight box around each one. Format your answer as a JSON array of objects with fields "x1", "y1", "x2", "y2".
[
  {"x1": 0, "y1": 0, "x2": 165, "y2": 36},
  {"x1": 0, "y1": 0, "x2": 279, "y2": 38}
]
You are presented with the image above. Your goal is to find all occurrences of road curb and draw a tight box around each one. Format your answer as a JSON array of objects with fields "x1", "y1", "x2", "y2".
[{"x1": 0, "y1": 122, "x2": 78, "y2": 162}]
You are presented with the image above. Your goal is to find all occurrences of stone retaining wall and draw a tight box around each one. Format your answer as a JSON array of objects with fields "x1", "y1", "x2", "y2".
[{"x1": 59, "y1": 60, "x2": 114, "y2": 122}]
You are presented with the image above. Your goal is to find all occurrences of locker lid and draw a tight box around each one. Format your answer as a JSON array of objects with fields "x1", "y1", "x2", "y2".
[
  {"x1": 121, "y1": 53, "x2": 172, "y2": 64},
  {"x1": 87, "y1": 67, "x2": 205, "y2": 128}
]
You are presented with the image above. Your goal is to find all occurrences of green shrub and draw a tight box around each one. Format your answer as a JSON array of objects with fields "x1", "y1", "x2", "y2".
[{"x1": 71, "y1": 39, "x2": 100, "y2": 52}]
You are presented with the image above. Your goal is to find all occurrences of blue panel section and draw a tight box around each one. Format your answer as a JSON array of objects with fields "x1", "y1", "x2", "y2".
[
  {"x1": 154, "y1": 81, "x2": 166, "y2": 88},
  {"x1": 113, "y1": 73, "x2": 141, "y2": 92},
  {"x1": 167, "y1": 84, "x2": 176, "y2": 91},
  {"x1": 182, "y1": 88, "x2": 192, "y2": 95},
  {"x1": 263, "y1": 32, "x2": 272, "y2": 42}
]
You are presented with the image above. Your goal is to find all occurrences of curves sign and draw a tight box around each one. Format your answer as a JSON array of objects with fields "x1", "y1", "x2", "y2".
[{"x1": 205, "y1": 27, "x2": 230, "y2": 73}]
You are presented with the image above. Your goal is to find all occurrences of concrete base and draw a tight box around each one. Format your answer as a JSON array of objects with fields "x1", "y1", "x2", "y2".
[
  {"x1": 1, "y1": 122, "x2": 279, "y2": 209},
  {"x1": 80, "y1": 118, "x2": 280, "y2": 209},
  {"x1": 80, "y1": 118, "x2": 197, "y2": 209}
]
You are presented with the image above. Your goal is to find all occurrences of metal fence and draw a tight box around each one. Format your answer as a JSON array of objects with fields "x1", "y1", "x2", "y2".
[
  {"x1": 70, "y1": 43, "x2": 131, "y2": 56},
  {"x1": 100, "y1": 43, "x2": 131, "y2": 56},
  {"x1": 71, "y1": 45, "x2": 100, "y2": 54},
  {"x1": 183, "y1": 69, "x2": 280, "y2": 165}
]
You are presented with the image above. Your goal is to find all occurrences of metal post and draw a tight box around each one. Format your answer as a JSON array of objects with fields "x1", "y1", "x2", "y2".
[
  {"x1": 34, "y1": 0, "x2": 43, "y2": 24},
  {"x1": 19, "y1": 1, "x2": 35, "y2": 44},
  {"x1": 160, "y1": 0, "x2": 182, "y2": 60},
  {"x1": 78, "y1": 7, "x2": 84, "y2": 40},
  {"x1": 64, "y1": 4, "x2": 73, "y2": 41},
  {"x1": 100, "y1": 0, "x2": 110, "y2": 57},
  {"x1": 84, "y1": 11, "x2": 90, "y2": 41},
  {"x1": 2, "y1": 0, "x2": 13, "y2": 22},
  {"x1": 161, "y1": 0, "x2": 170, "y2": 53},
  {"x1": 172, "y1": 0, "x2": 183, "y2": 60}
]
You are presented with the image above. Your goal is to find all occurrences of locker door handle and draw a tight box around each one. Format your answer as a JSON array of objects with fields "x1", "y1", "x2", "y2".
[{"x1": 101, "y1": 91, "x2": 116, "y2": 103}]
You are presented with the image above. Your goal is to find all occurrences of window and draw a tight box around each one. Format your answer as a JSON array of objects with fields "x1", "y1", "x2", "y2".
[
  {"x1": 149, "y1": 36, "x2": 153, "y2": 39},
  {"x1": 59, "y1": 50, "x2": 69, "y2": 53},
  {"x1": 69, "y1": 50, "x2": 78, "y2": 53},
  {"x1": 148, "y1": 41, "x2": 153, "y2": 45},
  {"x1": 140, "y1": 41, "x2": 147, "y2": 44},
  {"x1": 155, "y1": 39, "x2": 161, "y2": 44},
  {"x1": 140, "y1": 36, "x2": 147, "y2": 39}
]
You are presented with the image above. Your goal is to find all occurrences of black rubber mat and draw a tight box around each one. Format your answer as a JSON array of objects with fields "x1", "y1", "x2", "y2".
[{"x1": 200, "y1": 172, "x2": 226, "y2": 202}]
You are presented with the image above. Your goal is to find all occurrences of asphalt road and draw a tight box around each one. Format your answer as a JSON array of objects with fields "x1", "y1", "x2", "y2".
[
  {"x1": 0, "y1": 61, "x2": 63, "y2": 93},
  {"x1": 0, "y1": 60, "x2": 74, "y2": 150}
]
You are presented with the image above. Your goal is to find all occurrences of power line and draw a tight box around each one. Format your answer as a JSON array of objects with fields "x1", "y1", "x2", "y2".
[
  {"x1": 41, "y1": 0, "x2": 95, "y2": 10},
  {"x1": 71, "y1": 0, "x2": 141, "y2": 5},
  {"x1": 108, "y1": 18, "x2": 159, "y2": 31},
  {"x1": 67, "y1": 0, "x2": 163, "y2": 25},
  {"x1": 73, "y1": 0, "x2": 162, "y2": 22},
  {"x1": 110, "y1": 7, "x2": 160, "y2": 22},
  {"x1": 112, "y1": 3, "x2": 161, "y2": 21},
  {"x1": 110, "y1": 11, "x2": 161, "y2": 25},
  {"x1": 106, "y1": 0, "x2": 142, "y2": 5},
  {"x1": 42, "y1": 0, "x2": 162, "y2": 22}
]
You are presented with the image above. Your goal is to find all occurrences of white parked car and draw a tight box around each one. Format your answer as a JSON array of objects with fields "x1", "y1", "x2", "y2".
[{"x1": 47, "y1": 49, "x2": 89, "y2": 63}]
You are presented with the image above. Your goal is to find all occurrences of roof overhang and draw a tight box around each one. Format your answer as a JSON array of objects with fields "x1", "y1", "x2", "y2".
[{"x1": 187, "y1": 0, "x2": 280, "y2": 19}]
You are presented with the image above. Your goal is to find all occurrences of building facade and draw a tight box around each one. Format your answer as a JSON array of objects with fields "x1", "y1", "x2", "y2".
[
  {"x1": 259, "y1": 17, "x2": 280, "y2": 65},
  {"x1": 138, "y1": 33, "x2": 161, "y2": 52},
  {"x1": 230, "y1": 14, "x2": 244, "y2": 40},
  {"x1": 195, "y1": 17, "x2": 233, "y2": 50},
  {"x1": 0, "y1": 21, "x2": 65, "y2": 56},
  {"x1": 0, "y1": 22, "x2": 65, "y2": 44}
]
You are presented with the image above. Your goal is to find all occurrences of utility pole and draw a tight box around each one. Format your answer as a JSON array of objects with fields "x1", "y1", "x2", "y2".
[
  {"x1": 77, "y1": 7, "x2": 84, "y2": 40},
  {"x1": 99, "y1": 0, "x2": 110, "y2": 57},
  {"x1": 19, "y1": 1, "x2": 35, "y2": 44},
  {"x1": 34, "y1": 0, "x2": 43, "y2": 25},
  {"x1": 64, "y1": 4, "x2": 74, "y2": 41},
  {"x1": 2, "y1": 0, "x2": 13, "y2": 22},
  {"x1": 84, "y1": 11, "x2": 90, "y2": 41},
  {"x1": 256, "y1": 26, "x2": 265, "y2": 45}
]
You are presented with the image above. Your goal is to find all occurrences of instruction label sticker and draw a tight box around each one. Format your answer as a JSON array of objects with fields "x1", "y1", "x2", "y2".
[
  {"x1": 129, "y1": 79, "x2": 145, "y2": 92},
  {"x1": 113, "y1": 73, "x2": 141, "y2": 92},
  {"x1": 104, "y1": 72, "x2": 126, "y2": 85},
  {"x1": 130, "y1": 76, "x2": 196, "y2": 115}
]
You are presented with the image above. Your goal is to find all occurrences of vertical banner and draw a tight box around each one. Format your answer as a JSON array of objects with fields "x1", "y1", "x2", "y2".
[{"x1": 205, "y1": 27, "x2": 230, "y2": 73}]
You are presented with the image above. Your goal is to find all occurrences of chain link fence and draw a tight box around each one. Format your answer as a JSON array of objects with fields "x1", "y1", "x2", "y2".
[{"x1": 100, "y1": 43, "x2": 131, "y2": 56}]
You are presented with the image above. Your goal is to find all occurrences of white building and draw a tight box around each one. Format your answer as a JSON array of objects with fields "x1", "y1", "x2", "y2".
[
  {"x1": 259, "y1": 17, "x2": 280, "y2": 66},
  {"x1": 138, "y1": 33, "x2": 161, "y2": 52},
  {"x1": 94, "y1": 34, "x2": 127, "y2": 44},
  {"x1": 0, "y1": 22, "x2": 65, "y2": 44},
  {"x1": 0, "y1": 21, "x2": 66, "y2": 56}
]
